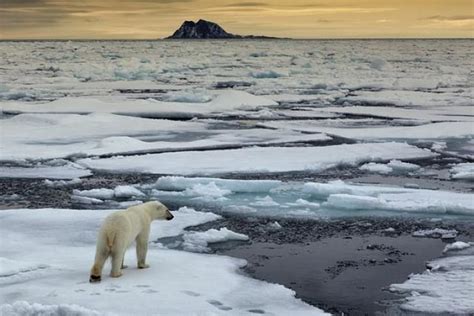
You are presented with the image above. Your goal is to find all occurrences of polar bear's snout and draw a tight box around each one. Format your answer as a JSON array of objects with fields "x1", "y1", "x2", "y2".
[{"x1": 166, "y1": 210, "x2": 174, "y2": 221}]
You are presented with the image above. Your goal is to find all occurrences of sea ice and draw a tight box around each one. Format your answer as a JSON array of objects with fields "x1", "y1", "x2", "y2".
[
  {"x1": 450, "y1": 163, "x2": 474, "y2": 181},
  {"x1": 443, "y1": 241, "x2": 471, "y2": 253},
  {"x1": 113, "y1": 185, "x2": 145, "y2": 198},
  {"x1": 44, "y1": 178, "x2": 82, "y2": 187},
  {"x1": 153, "y1": 176, "x2": 281, "y2": 193},
  {"x1": 0, "y1": 207, "x2": 326, "y2": 315},
  {"x1": 182, "y1": 228, "x2": 249, "y2": 253},
  {"x1": 412, "y1": 228, "x2": 458, "y2": 239},
  {"x1": 78, "y1": 142, "x2": 436, "y2": 175},
  {"x1": 390, "y1": 254, "x2": 474, "y2": 314},
  {"x1": 359, "y1": 160, "x2": 420, "y2": 174},
  {"x1": 305, "y1": 181, "x2": 474, "y2": 216},
  {"x1": 0, "y1": 163, "x2": 91, "y2": 180}
]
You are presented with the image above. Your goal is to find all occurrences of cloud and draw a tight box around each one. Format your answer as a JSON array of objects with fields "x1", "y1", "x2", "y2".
[
  {"x1": 425, "y1": 15, "x2": 474, "y2": 22},
  {"x1": 224, "y1": 2, "x2": 267, "y2": 7}
]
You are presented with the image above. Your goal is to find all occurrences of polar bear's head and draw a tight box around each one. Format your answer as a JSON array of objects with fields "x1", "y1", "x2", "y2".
[{"x1": 144, "y1": 201, "x2": 174, "y2": 221}]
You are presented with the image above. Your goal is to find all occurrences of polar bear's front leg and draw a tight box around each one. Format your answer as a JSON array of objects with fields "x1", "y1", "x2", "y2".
[{"x1": 136, "y1": 228, "x2": 150, "y2": 269}]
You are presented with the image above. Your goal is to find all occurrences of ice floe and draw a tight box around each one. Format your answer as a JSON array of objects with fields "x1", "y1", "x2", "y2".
[
  {"x1": 412, "y1": 228, "x2": 458, "y2": 239},
  {"x1": 359, "y1": 160, "x2": 420, "y2": 174},
  {"x1": 0, "y1": 112, "x2": 331, "y2": 161},
  {"x1": 261, "y1": 120, "x2": 474, "y2": 140},
  {"x1": 443, "y1": 241, "x2": 471, "y2": 253},
  {"x1": 44, "y1": 178, "x2": 82, "y2": 187},
  {"x1": 1, "y1": 90, "x2": 277, "y2": 117},
  {"x1": 153, "y1": 176, "x2": 281, "y2": 193},
  {"x1": 182, "y1": 228, "x2": 249, "y2": 253},
  {"x1": 0, "y1": 207, "x2": 326, "y2": 315},
  {"x1": 390, "y1": 252, "x2": 474, "y2": 314},
  {"x1": 78, "y1": 142, "x2": 435, "y2": 175},
  {"x1": 304, "y1": 181, "x2": 474, "y2": 216},
  {"x1": 0, "y1": 162, "x2": 91, "y2": 180},
  {"x1": 450, "y1": 163, "x2": 474, "y2": 181}
]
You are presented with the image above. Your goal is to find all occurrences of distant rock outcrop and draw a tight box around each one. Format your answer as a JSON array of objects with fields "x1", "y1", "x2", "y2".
[{"x1": 166, "y1": 19, "x2": 276, "y2": 39}]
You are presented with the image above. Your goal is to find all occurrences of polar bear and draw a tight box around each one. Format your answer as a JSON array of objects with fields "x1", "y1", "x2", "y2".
[{"x1": 89, "y1": 201, "x2": 174, "y2": 283}]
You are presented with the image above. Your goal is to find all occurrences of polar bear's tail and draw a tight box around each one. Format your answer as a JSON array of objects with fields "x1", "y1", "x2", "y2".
[{"x1": 106, "y1": 231, "x2": 116, "y2": 249}]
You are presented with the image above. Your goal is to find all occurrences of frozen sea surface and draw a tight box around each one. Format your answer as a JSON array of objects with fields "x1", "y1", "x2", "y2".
[{"x1": 0, "y1": 39, "x2": 473, "y2": 315}]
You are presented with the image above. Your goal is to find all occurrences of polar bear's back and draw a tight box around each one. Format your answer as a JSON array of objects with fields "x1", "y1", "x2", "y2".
[{"x1": 100, "y1": 209, "x2": 148, "y2": 249}]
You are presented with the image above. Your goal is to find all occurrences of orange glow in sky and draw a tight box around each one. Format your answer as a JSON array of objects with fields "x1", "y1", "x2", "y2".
[{"x1": 1, "y1": 0, "x2": 473, "y2": 39}]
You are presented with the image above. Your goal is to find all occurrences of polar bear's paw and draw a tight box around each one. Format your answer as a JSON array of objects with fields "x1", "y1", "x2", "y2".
[
  {"x1": 110, "y1": 271, "x2": 123, "y2": 278},
  {"x1": 89, "y1": 274, "x2": 101, "y2": 283},
  {"x1": 138, "y1": 263, "x2": 150, "y2": 269}
]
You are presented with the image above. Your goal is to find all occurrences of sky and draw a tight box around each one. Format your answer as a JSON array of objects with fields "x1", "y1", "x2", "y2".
[{"x1": 1, "y1": 0, "x2": 473, "y2": 39}]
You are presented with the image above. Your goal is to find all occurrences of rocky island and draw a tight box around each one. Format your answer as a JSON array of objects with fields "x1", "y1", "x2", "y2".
[{"x1": 166, "y1": 19, "x2": 276, "y2": 39}]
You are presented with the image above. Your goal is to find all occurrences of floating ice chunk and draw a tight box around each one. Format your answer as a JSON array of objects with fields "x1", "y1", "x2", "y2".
[
  {"x1": 306, "y1": 181, "x2": 474, "y2": 215},
  {"x1": 304, "y1": 180, "x2": 407, "y2": 198},
  {"x1": 249, "y1": 70, "x2": 285, "y2": 78},
  {"x1": 155, "y1": 207, "x2": 222, "y2": 239},
  {"x1": 117, "y1": 200, "x2": 143, "y2": 208},
  {"x1": 71, "y1": 195, "x2": 104, "y2": 205},
  {"x1": 184, "y1": 182, "x2": 232, "y2": 198},
  {"x1": 412, "y1": 228, "x2": 458, "y2": 239},
  {"x1": 360, "y1": 160, "x2": 420, "y2": 174},
  {"x1": 162, "y1": 90, "x2": 213, "y2": 103},
  {"x1": 359, "y1": 162, "x2": 393, "y2": 174},
  {"x1": 182, "y1": 228, "x2": 249, "y2": 253},
  {"x1": 154, "y1": 176, "x2": 281, "y2": 193},
  {"x1": 390, "y1": 254, "x2": 474, "y2": 314},
  {"x1": 387, "y1": 160, "x2": 420, "y2": 172},
  {"x1": 44, "y1": 178, "x2": 82, "y2": 187},
  {"x1": 114, "y1": 185, "x2": 145, "y2": 198},
  {"x1": 0, "y1": 301, "x2": 102, "y2": 316},
  {"x1": 443, "y1": 241, "x2": 471, "y2": 253},
  {"x1": 266, "y1": 221, "x2": 282, "y2": 231},
  {"x1": 251, "y1": 196, "x2": 280, "y2": 207},
  {"x1": 450, "y1": 163, "x2": 474, "y2": 181},
  {"x1": 431, "y1": 141, "x2": 447, "y2": 151},
  {"x1": 73, "y1": 188, "x2": 114, "y2": 200},
  {"x1": 287, "y1": 199, "x2": 320, "y2": 209}
]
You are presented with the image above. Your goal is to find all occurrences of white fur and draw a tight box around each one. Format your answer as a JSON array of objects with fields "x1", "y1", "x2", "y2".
[{"x1": 90, "y1": 201, "x2": 173, "y2": 281}]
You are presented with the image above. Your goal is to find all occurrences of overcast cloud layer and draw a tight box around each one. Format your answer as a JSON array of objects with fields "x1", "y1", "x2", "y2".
[{"x1": 1, "y1": 0, "x2": 473, "y2": 39}]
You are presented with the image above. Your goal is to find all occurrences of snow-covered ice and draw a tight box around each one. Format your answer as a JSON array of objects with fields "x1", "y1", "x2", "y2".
[
  {"x1": 443, "y1": 241, "x2": 471, "y2": 253},
  {"x1": 450, "y1": 163, "x2": 474, "y2": 181},
  {"x1": 78, "y1": 142, "x2": 435, "y2": 175},
  {"x1": 1, "y1": 90, "x2": 277, "y2": 117},
  {"x1": 304, "y1": 181, "x2": 474, "y2": 216},
  {"x1": 1, "y1": 39, "x2": 473, "y2": 315},
  {"x1": 182, "y1": 228, "x2": 249, "y2": 253},
  {"x1": 0, "y1": 207, "x2": 326, "y2": 315},
  {"x1": 390, "y1": 252, "x2": 474, "y2": 314},
  {"x1": 153, "y1": 176, "x2": 281, "y2": 193},
  {"x1": 412, "y1": 228, "x2": 458, "y2": 239},
  {"x1": 359, "y1": 160, "x2": 420, "y2": 174},
  {"x1": 0, "y1": 162, "x2": 91, "y2": 179}
]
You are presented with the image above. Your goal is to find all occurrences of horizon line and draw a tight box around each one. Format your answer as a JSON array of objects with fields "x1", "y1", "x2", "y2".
[{"x1": 1, "y1": 37, "x2": 473, "y2": 41}]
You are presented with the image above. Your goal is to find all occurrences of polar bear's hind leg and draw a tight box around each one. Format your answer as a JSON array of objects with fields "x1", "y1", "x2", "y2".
[{"x1": 90, "y1": 247, "x2": 109, "y2": 283}]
